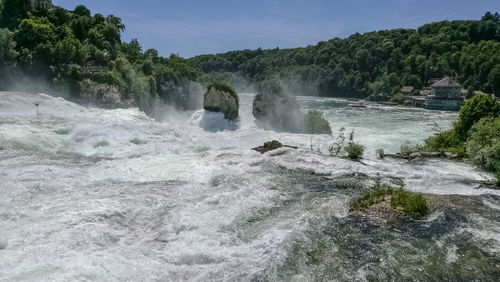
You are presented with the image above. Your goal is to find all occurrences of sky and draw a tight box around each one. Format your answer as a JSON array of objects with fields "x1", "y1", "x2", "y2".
[{"x1": 53, "y1": 0, "x2": 499, "y2": 58}]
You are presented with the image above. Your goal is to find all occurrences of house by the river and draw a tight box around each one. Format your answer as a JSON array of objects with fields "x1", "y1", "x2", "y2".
[{"x1": 424, "y1": 77, "x2": 464, "y2": 111}]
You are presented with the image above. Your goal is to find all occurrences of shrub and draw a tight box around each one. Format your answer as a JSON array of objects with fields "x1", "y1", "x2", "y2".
[
  {"x1": 376, "y1": 148, "x2": 385, "y2": 159},
  {"x1": 346, "y1": 142, "x2": 365, "y2": 160},
  {"x1": 466, "y1": 116, "x2": 500, "y2": 173},
  {"x1": 423, "y1": 129, "x2": 463, "y2": 153},
  {"x1": 350, "y1": 187, "x2": 394, "y2": 210},
  {"x1": 390, "y1": 189, "x2": 428, "y2": 218},
  {"x1": 350, "y1": 185, "x2": 429, "y2": 219},
  {"x1": 328, "y1": 129, "x2": 364, "y2": 160},
  {"x1": 305, "y1": 111, "x2": 332, "y2": 134},
  {"x1": 455, "y1": 94, "x2": 500, "y2": 141},
  {"x1": 390, "y1": 92, "x2": 405, "y2": 104},
  {"x1": 328, "y1": 127, "x2": 346, "y2": 157}
]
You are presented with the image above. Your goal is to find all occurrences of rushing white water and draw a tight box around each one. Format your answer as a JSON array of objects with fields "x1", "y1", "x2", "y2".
[{"x1": 0, "y1": 91, "x2": 499, "y2": 281}]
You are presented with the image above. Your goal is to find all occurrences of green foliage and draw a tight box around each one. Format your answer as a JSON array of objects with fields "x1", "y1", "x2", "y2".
[
  {"x1": 390, "y1": 189, "x2": 429, "y2": 218},
  {"x1": 455, "y1": 94, "x2": 500, "y2": 140},
  {"x1": 350, "y1": 186, "x2": 394, "y2": 210},
  {"x1": 423, "y1": 129, "x2": 464, "y2": 155},
  {"x1": 328, "y1": 128, "x2": 364, "y2": 160},
  {"x1": 350, "y1": 184, "x2": 429, "y2": 219},
  {"x1": 305, "y1": 111, "x2": 332, "y2": 134},
  {"x1": 466, "y1": 116, "x2": 500, "y2": 175},
  {"x1": 0, "y1": 3, "x2": 202, "y2": 112},
  {"x1": 207, "y1": 82, "x2": 238, "y2": 103},
  {"x1": 192, "y1": 12, "x2": 500, "y2": 98},
  {"x1": 346, "y1": 142, "x2": 365, "y2": 160},
  {"x1": 328, "y1": 127, "x2": 347, "y2": 157},
  {"x1": 390, "y1": 92, "x2": 405, "y2": 104},
  {"x1": 0, "y1": 28, "x2": 17, "y2": 63},
  {"x1": 0, "y1": 0, "x2": 31, "y2": 29}
]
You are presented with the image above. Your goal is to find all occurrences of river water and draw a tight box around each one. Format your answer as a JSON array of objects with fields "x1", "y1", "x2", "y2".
[{"x1": 0, "y1": 92, "x2": 499, "y2": 281}]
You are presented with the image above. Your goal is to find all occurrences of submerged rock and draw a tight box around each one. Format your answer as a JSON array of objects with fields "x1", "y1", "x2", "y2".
[
  {"x1": 252, "y1": 140, "x2": 298, "y2": 154},
  {"x1": 203, "y1": 83, "x2": 239, "y2": 121}
]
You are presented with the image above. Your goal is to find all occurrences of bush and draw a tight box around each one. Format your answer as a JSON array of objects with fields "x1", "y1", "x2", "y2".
[
  {"x1": 390, "y1": 92, "x2": 405, "y2": 104},
  {"x1": 328, "y1": 129, "x2": 364, "y2": 160},
  {"x1": 350, "y1": 186, "x2": 429, "y2": 219},
  {"x1": 466, "y1": 116, "x2": 500, "y2": 173},
  {"x1": 455, "y1": 94, "x2": 500, "y2": 141},
  {"x1": 390, "y1": 189, "x2": 428, "y2": 218},
  {"x1": 346, "y1": 143, "x2": 365, "y2": 160},
  {"x1": 350, "y1": 186, "x2": 394, "y2": 210},
  {"x1": 305, "y1": 111, "x2": 332, "y2": 134}
]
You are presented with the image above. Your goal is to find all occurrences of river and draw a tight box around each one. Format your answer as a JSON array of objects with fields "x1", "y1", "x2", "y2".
[{"x1": 0, "y1": 91, "x2": 499, "y2": 281}]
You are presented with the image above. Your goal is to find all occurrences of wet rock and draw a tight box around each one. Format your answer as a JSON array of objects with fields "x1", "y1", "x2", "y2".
[
  {"x1": 410, "y1": 152, "x2": 422, "y2": 158},
  {"x1": 79, "y1": 79, "x2": 122, "y2": 106},
  {"x1": 203, "y1": 83, "x2": 239, "y2": 121},
  {"x1": 252, "y1": 79, "x2": 306, "y2": 133},
  {"x1": 444, "y1": 152, "x2": 459, "y2": 159},
  {"x1": 252, "y1": 140, "x2": 298, "y2": 154}
]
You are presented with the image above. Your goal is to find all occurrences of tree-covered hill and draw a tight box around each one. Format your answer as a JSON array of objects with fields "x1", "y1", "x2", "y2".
[
  {"x1": 0, "y1": 0, "x2": 202, "y2": 112},
  {"x1": 191, "y1": 12, "x2": 500, "y2": 99}
]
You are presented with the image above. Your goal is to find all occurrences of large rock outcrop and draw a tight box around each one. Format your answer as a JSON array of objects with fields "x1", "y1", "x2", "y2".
[
  {"x1": 79, "y1": 79, "x2": 122, "y2": 107},
  {"x1": 252, "y1": 79, "x2": 306, "y2": 133},
  {"x1": 203, "y1": 83, "x2": 239, "y2": 121}
]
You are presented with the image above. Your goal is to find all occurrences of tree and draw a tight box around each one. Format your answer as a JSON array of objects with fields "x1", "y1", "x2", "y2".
[
  {"x1": 0, "y1": 0, "x2": 31, "y2": 29},
  {"x1": 455, "y1": 94, "x2": 500, "y2": 141},
  {"x1": 0, "y1": 28, "x2": 17, "y2": 63},
  {"x1": 489, "y1": 64, "x2": 500, "y2": 96},
  {"x1": 466, "y1": 116, "x2": 500, "y2": 173}
]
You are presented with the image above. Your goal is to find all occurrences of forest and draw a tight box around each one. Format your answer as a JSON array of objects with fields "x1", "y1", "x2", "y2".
[
  {"x1": 0, "y1": 0, "x2": 202, "y2": 112},
  {"x1": 1, "y1": 1, "x2": 499, "y2": 109},
  {"x1": 192, "y1": 12, "x2": 500, "y2": 100}
]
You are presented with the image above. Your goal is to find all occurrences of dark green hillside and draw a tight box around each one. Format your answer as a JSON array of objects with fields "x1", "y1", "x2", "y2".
[{"x1": 192, "y1": 12, "x2": 500, "y2": 99}]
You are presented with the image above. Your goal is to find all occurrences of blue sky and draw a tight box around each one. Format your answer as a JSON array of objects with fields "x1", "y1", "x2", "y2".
[{"x1": 53, "y1": 0, "x2": 499, "y2": 58}]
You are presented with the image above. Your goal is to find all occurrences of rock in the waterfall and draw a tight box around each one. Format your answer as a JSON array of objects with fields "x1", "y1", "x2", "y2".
[
  {"x1": 79, "y1": 79, "x2": 122, "y2": 107},
  {"x1": 252, "y1": 140, "x2": 283, "y2": 154},
  {"x1": 252, "y1": 140, "x2": 298, "y2": 154},
  {"x1": 252, "y1": 79, "x2": 306, "y2": 133},
  {"x1": 203, "y1": 83, "x2": 239, "y2": 121}
]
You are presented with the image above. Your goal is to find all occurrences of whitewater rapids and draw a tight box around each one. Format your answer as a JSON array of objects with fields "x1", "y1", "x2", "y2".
[{"x1": 0, "y1": 91, "x2": 499, "y2": 281}]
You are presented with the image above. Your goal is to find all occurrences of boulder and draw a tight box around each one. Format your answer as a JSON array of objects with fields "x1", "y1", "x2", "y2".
[
  {"x1": 79, "y1": 79, "x2": 122, "y2": 106},
  {"x1": 252, "y1": 79, "x2": 306, "y2": 133},
  {"x1": 252, "y1": 140, "x2": 298, "y2": 154},
  {"x1": 203, "y1": 83, "x2": 239, "y2": 121}
]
